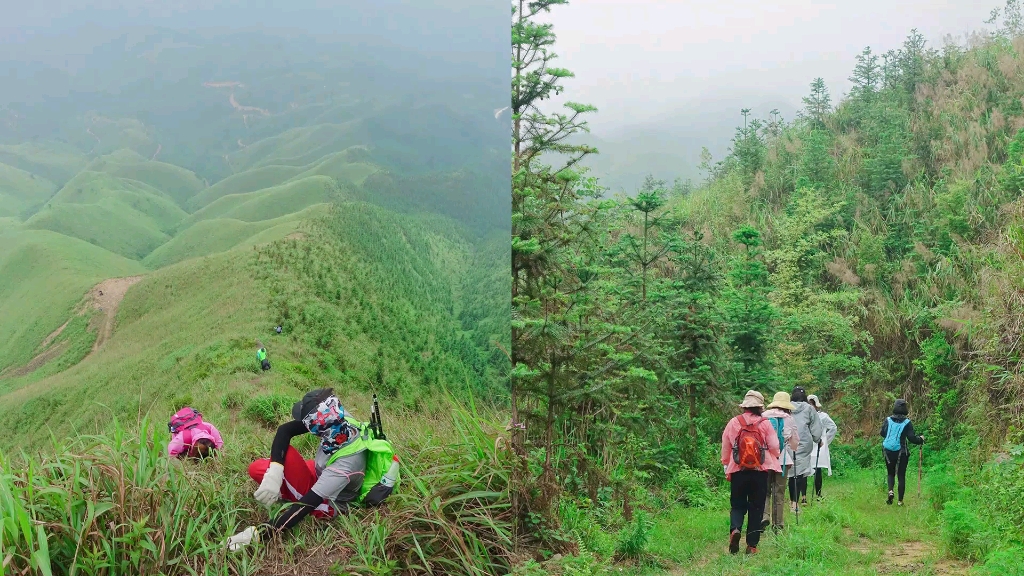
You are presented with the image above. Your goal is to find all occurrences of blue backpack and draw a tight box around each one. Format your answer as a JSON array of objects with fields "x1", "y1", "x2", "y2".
[
  {"x1": 769, "y1": 417, "x2": 786, "y2": 472},
  {"x1": 882, "y1": 417, "x2": 909, "y2": 451}
]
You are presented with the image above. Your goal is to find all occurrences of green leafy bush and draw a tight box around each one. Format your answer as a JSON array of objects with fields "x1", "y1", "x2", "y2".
[
  {"x1": 243, "y1": 393, "x2": 293, "y2": 428},
  {"x1": 614, "y1": 510, "x2": 653, "y2": 561}
]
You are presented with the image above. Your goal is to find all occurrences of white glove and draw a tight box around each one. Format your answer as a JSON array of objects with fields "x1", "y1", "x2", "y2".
[
  {"x1": 253, "y1": 462, "x2": 284, "y2": 507},
  {"x1": 226, "y1": 526, "x2": 258, "y2": 552}
]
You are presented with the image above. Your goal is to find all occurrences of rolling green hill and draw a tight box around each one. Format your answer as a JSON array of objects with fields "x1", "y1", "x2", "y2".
[
  {"x1": 0, "y1": 161, "x2": 56, "y2": 218},
  {"x1": 0, "y1": 228, "x2": 145, "y2": 375}
]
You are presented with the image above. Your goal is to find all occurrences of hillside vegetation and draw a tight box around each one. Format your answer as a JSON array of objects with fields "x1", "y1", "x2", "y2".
[
  {"x1": 0, "y1": 24, "x2": 511, "y2": 575},
  {"x1": 511, "y1": 1, "x2": 1024, "y2": 573}
]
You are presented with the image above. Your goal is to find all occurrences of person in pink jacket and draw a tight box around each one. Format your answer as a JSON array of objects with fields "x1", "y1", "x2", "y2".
[
  {"x1": 167, "y1": 407, "x2": 224, "y2": 460},
  {"x1": 721, "y1": 390, "x2": 781, "y2": 555}
]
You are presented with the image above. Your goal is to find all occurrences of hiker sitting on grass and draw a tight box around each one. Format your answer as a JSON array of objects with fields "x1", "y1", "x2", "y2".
[
  {"x1": 226, "y1": 388, "x2": 368, "y2": 551},
  {"x1": 880, "y1": 399, "x2": 925, "y2": 507},
  {"x1": 761, "y1": 391, "x2": 800, "y2": 532},
  {"x1": 167, "y1": 407, "x2": 223, "y2": 460},
  {"x1": 788, "y1": 386, "x2": 823, "y2": 510},
  {"x1": 721, "y1": 390, "x2": 781, "y2": 556},
  {"x1": 807, "y1": 395, "x2": 838, "y2": 502}
]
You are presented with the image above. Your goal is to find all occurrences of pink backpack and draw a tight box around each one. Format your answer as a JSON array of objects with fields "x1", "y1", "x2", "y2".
[{"x1": 169, "y1": 407, "x2": 204, "y2": 435}]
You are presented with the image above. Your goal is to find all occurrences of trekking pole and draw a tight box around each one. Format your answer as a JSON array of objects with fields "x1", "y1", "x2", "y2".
[{"x1": 921, "y1": 444, "x2": 929, "y2": 498}]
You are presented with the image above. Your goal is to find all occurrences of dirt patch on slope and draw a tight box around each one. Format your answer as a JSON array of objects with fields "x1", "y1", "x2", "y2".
[
  {"x1": 88, "y1": 276, "x2": 143, "y2": 353},
  {"x1": 0, "y1": 276, "x2": 143, "y2": 379},
  {"x1": 876, "y1": 540, "x2": 971, "y2": 575}
]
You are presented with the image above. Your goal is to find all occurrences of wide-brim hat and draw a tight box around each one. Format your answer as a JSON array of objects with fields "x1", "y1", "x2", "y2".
[
  {"x1": 807, "y1": 394, "x2": 823, "y2": 408},
  {"x1": 738, "y1": 390, "x2": 765, "y2": 408},
  {"x1": 767, "y1": 391, "x2": 795, "y2": 411}
]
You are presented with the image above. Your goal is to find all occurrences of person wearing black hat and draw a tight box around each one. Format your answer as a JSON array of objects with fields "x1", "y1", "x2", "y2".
[
  {"x1": 226, "y1": 388, "x2": 368, "y2": 551},
  {"x1": 788, "y1": 386, "x2": 823, "y2": 510},
  {"x1": 880, "y1": 399, "x2": 925, "y2": 506}
]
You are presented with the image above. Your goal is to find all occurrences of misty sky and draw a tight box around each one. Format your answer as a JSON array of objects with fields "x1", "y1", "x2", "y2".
[{"x1": 541, "y1": 0, "x2": 1003, "y2": 132}]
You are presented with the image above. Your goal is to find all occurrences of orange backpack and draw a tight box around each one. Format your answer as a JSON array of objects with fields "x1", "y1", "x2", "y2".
[{"x1": 732, "y1": 414, "x2": 767, "y2": 470}]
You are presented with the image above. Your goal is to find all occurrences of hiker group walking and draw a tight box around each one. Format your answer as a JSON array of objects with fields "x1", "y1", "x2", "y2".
[{"x1": 721, "y1": 389, "x2": 925, "y2": 554}]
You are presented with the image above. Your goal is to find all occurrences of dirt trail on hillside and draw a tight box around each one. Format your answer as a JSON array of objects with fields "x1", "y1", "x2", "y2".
[
  {"x1": 88, "y1": 276, "x2": 143, "y2": 354},
  {"x1": 1, "y1": 276, "x2": 143, "y2": 379}
]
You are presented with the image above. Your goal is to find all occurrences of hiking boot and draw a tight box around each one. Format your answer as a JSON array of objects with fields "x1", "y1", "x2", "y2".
[
  {"x1": 745, "y1": 546, "x2": 758, "y2": 555},
  {"x1": 898, "y1": 501, "x2": 904, "y2": 507},
  {"x1": 760, "y1": 519, "x2": 770, "y2": 533},
  {"x1": 887, "y1": 490, "x2": 894, "y2": 505},
  {"x1": 790, "y1": 501, "x2": 798, "y2": 513},
  {"x1": 729, "y1": 529, "x2": 741, "y2": 554},
  {"x1": 801, "y1": 496, "x2": 808, "y2": 506}
]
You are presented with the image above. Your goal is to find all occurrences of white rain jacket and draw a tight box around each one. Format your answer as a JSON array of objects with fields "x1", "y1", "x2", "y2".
[{"x1": 811, "y1": 411, "x2": 838, "y2": 475}]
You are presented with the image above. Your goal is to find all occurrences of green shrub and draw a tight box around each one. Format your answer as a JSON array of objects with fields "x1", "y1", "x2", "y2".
[
  {"x1": 221, "y1": 391, "x2": 246, "y2": 410},
  {"x1": 243, "y1": 393, "x2": 293, "y2": 428},
  {"x1": 170, "y1": 393, "x2": 194, "y2": 411},
  {"x1": 665, "y1": 465, "x2": 715, "y2": 508},
  {"x1": 978, "y1": 546, "x2": 1024, "y2": 576},
  {"x1": 942, "y1": 499, "x2": 985, "y2": 561},
  {"x1": 614, "y1": 510, "x2": 653, "y2": 561}
]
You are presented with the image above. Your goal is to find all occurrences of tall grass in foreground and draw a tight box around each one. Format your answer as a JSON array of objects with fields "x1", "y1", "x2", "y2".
[{"x1": 0, "y1": 401, "x2": 511, "y2": 576}]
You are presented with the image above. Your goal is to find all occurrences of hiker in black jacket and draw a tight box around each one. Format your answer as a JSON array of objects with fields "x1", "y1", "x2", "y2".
[{"x1": 880, "y1": 399, "x2": 925, "y2": 506}]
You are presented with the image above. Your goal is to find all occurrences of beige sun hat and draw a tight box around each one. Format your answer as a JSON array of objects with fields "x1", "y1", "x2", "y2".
[
  {"x1": 738, "y1": 390, "x2": 765, "y2": 408},
  {"x1": 766, "y1": 391, "x2": 795, "y2": 411},
  {"x1": 807, "y1": 394, "x2": 823, "y2": 408}
]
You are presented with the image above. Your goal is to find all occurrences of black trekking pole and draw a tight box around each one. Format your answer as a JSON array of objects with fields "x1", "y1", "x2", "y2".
[{"x1": 371, "y1": 394, "x2": 386, "y2": 440}]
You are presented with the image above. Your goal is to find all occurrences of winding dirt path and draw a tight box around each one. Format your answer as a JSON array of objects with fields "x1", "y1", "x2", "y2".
[
  {"x1": 0, "y1": 276, "x2": 143, "y2": 379},
  {"x1": 88, "y1": 276, "x2": 143, "y2": 354}
]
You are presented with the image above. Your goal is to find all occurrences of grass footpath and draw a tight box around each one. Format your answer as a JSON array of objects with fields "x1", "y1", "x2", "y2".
[{"x1": 629, "y1": 469, "x2": 969, "y2": 576}]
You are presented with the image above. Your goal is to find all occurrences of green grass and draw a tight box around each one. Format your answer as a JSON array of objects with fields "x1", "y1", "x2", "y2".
[
  {"x1": 0, "y1": 228, "x2": 144, "y2": 374},
  {"x1": 184, "y1": 175, "x2": 341, "y2": 226},
  {"x1": 0, "y1": 142, "x2": 89, "y2": 185},
  {"x1": 224, "y1": 122, "x2": 368, "y2": 173},
  {"x1": 0, "y1": 162, "x2": 57, "y2": 219},
  {"x1": 24, "y1": 201, "x2": 172, "y2": 260},
  {"x1": 86, "y1": 149, "x2": 206, "y2": 208},
  {"x1": 187, "y1": 164, "x2": 305, "y2": 211},
  {"x1": 142, "y1": 204, "x2": 323, "y2": 269},
  {"x1": 542, "y1": 469, "x2": 969, "y2": 576}
]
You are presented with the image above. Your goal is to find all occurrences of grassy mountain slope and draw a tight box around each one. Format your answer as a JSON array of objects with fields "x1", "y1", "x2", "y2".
[
  {"x1": 0, "y1": 162, "x2": 56, "y2": 218},
  {"x1": 0, "y1": 228, "x2": 144, "y2": 374},
  {"x1": 0, "y1": 142, "x2": 88, "y2": 185},
  {"x1": 184, "y1": 175, "x2": 340, "y2": 225},
  {"x1": 85, "y1": 148, "x2": 206, "y2": 207},
  {"x1": 142, "y1": 204, "x2": 322, "y2": 269},
  {"x1": 186, "y1": 164, "x2": 305, "y2": 210}
]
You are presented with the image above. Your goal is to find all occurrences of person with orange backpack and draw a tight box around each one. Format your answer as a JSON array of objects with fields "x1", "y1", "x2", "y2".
[{"x1": 720, "y1": 390, "x2": 781, "y2": 555}]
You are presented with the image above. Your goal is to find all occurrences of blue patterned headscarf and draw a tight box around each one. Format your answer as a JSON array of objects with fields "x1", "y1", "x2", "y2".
[{"x1": 301, "y1": 395, "x2": 357, "y2": 454}]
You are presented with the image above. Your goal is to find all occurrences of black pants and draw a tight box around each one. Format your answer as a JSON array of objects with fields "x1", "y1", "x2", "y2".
[
  {"x1": 788, "y1": 475, "x2": 808, "y2": 502},
  {"x1": 884, "y1": 448, "x2": 909, "y2": 501},
  {"x1": 814, "y1": 468, "x2": 824, "y2": 497},
  {"x1": 261, "y1": 359, "x2": 271, "y2": 371},
  {"x1": 729, "y1": 470, "x2": 769, "y2": 548}
]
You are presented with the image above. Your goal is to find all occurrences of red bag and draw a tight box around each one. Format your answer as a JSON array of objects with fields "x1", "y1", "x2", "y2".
[{"x1": 732, "y1": 414, "x2": 767, "y2": 470}]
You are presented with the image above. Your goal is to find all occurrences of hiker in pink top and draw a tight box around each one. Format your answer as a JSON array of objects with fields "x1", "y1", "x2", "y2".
[
  {"x1": 720, "y1": 390, "x2": 781, "y2": 556},
  {"x1": 167, "y1": 407, "x2": 224, "y2": 460}
]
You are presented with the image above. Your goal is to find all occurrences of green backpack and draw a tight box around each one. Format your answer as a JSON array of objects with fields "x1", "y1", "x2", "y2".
[{"x1": 325, "y1": 402, "x2": 400, "y2": 506}]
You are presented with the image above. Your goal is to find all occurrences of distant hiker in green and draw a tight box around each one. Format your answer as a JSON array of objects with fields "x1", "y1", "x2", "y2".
[
  {"x1": 881, "y1": 399, "x2": 925, "y2": 506},
  {"x1": 225, "y1": 388, "x2": 399, "y2": 551},
  {"x1": 807, "y1": 395, "x2": 837, "y2": 501},
  {"x1": 761, "y1": 391, "x2": 799, "y2": 532},
  {"x1": 720, "y1": 390, "x2": 781, "y2": 555},
  {"x1": 256, "y1": 340, "x2": 270, "y2": 371},
  {"x1": 788, "y1": 386, "x2": 823, "y2": 510}
]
